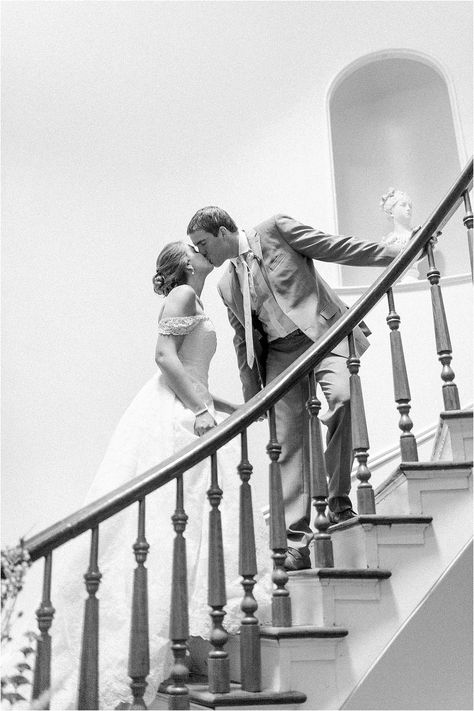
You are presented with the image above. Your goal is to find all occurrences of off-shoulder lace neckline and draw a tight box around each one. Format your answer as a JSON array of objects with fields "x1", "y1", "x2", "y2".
[{"x1": 159, "y1": 314, "x2": 208, "y2": 323}]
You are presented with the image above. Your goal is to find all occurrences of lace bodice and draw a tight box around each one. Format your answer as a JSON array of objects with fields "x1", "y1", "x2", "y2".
[{"x1": 157, "y1": 314, "x2": 216, "y2": 392}]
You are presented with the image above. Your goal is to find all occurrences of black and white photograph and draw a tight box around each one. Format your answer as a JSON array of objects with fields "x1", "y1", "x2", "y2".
[{"x1": 1, "y1": 1, "x2": 472, "y2": 710}]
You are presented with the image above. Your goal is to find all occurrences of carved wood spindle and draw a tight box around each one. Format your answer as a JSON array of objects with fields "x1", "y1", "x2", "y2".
[
  {"x1": 128, "y1": 498, "x2": 150, "y2": 709},
  {"x1": 237, "y1": 430, "x2": 261, "y2": 692},
  {"x1": 78, "y1": 526, "x2": 102, "y2": 710},
  {"x1": 386, "y1": 288, "x2": 419, "y2": 462},
  {"x1": 462, "y1": 190, "x2": 473, "y2": 279},
  {"x1": 32, "y1": 552, "x2": 55, "y2": 708},
  {"x1": 347, "y1": 332, "x2": 376, "y2": 514},
  {"x1": 267, "y1": 406, "x2": 292, "y2": 627},
  {"x1": 306, "y1": 373, "x2": 334, "y2": 567},
  {"x1": 168, "y1": 474, "x2": 190, "y2": 710},
  {"x1": 426, "y1": 238, "x2": 461, "y2": 411},
  {"x1": 207, "y1": 453, "x2": 230, "y2": 694}
]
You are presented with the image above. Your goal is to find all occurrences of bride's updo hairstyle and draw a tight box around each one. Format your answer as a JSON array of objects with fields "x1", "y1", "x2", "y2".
[{"x1": 153, "y1": 242, "x2": 189, "y2": 296}]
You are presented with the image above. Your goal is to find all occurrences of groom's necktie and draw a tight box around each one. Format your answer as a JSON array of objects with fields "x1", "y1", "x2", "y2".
[{"x1": 235, "y1": 254, "x2": 255, "y2": 369}]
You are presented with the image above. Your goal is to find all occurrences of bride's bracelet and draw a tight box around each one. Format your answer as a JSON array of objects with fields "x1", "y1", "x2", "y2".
[{"x1": 194, "y1": 406, "x2": 210, "y2": 417}]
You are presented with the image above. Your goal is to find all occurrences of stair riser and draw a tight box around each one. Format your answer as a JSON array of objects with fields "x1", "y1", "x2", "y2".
[
  {"x1": 330, "y1": 523, "x2": 430, "y2": 569},
  {"x1": 376, "y1": 468, "x2": 472, "y2": 516},
  {"x1": 226, "y1": 636, "x2": 343, "y2": 709},
  {"x1": 287, "y1": 577, "x2": 383, "y2": 627},
  {"x1": 432, "y1": 416, "x2": 473, "y2": 461}
]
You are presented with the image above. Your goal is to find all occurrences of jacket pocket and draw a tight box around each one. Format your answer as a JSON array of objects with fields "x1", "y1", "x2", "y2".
[{"x1": 320, "y1": 302, "x2": 340, "y2": 320}]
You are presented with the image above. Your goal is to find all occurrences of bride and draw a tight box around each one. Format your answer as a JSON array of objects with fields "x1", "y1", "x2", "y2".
[{"x1": 49, "y1": 241, "x2": 271, "y2": 710}]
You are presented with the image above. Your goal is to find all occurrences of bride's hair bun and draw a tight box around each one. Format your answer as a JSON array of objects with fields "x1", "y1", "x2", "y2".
[
  {"x1": 153, "y1": 242, "x2": 189, "y2": 296},
  {"x1": 152, "y1": 272, "x2": 166, "y2": 295}
]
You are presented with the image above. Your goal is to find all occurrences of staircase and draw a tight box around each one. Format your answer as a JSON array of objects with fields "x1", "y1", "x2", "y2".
[
  {"x1": 151, "y1": 409, "x2": 472, "y2": 710},
  {"x1": 20, "y1": 160, "x2": 473, "y2": 710}
]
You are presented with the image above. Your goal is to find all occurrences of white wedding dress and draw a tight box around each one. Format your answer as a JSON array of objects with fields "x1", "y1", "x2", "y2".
[{"x1": 49, "y1": 312, "x2": 272, "y2": 710}]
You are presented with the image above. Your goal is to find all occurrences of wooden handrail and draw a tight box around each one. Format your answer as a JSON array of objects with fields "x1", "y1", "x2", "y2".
[{"x1": 24, "y1": 158, "x2": 473, "y2": 563}]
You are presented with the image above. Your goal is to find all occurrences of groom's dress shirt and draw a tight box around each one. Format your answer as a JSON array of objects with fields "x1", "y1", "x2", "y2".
[{"x1": 231, "y1": 230, "x2": 297, "y2": 342}]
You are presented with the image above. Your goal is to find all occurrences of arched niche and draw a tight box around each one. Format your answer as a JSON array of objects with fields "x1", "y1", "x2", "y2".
[{"x1": 329, "y1": 53, "x2": 466, "y2": 286}]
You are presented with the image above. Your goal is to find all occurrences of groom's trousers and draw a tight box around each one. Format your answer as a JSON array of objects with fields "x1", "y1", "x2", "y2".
[{"x1": 265, "y1": 329, "x2": 353, "y2": 548}]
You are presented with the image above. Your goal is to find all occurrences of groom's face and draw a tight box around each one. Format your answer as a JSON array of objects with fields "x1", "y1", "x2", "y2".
[{"x1": 190, "y1": 228, "x2": 230, "y2": 268}]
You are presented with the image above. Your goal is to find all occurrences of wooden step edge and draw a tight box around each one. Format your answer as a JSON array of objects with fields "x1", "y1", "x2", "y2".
[
  {"x1": 316, "y1": 567, "x2": 392, "y2": 580},
  {"x1": 260, "y1": 624, "x2": 348, "y2": 639},
  {"x1": 399, "y1": 460, "x2": 473, "y2": 471},
  {"x1": 440, "y1": 409, "x2": 473, "y2": 421},
  {"x1": 188, "y1": 683, "x2": 307, "y2": 708},
  {"x1": 289, "y1": 567, "x2": 392, "y2": 580},
  {"x1": 327, "y1": 514, "x2": 433, "y2": 532}
]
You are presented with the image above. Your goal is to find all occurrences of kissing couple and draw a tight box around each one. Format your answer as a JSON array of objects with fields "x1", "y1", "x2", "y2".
[{"x1": 49, "y1": 206, "x2": 402, "y2": 709}]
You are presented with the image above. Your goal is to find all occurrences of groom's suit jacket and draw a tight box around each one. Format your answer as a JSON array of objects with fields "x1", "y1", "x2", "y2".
[{"x1": 217, "y1": 214, "x2": 401, "y2": 402}]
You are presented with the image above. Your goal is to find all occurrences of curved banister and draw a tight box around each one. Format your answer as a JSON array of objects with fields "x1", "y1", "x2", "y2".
[{"x1": 24, "y1": 159, "x2": 473, "y2": 562}]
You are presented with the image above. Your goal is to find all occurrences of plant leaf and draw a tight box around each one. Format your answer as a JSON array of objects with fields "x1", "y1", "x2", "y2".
[
  {"x1": 1, "y1": 691, "x2": 27, "y2": 702},
  {"x1": 9, "y1": 673, "x2": 30, "y2": 686},
  {"x1": 20, "y1": 646, "x2": 35, "y2": 656},
  {"x1": 16, "y1": 662, "x2": 32, "y2": 672}
]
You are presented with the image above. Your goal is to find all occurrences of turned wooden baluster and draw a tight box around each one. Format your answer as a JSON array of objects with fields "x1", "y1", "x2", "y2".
[
  {"x1": 128, "y1": 498, "x2": 150, "y2": 709},
  {"x1": 463, "y1": 190, "x2": 473, "y2": 279},
  {"x1": 426, "y1": 238, "x2": 461, "y2": 411},
  {"x1": 347, "y1": 332, "x2": 375, "y2": 514},
  {"x1": 267, "y1": 407, "x2": 292, "y2": 627},
  {"x1": 168, "y1": 474, "x2": 190, "y2": 710},
  {"x1": 32, "y1": 552, "x2": 55, "y2": 708},
  {"x1": 386, "y1": 288, "x2": 419, "y2": 462},
  {"x1": 306, "y1": 373, "x2": 334, "y2": 567},
  {"x1": 237, "y1": 430, "x2": 261, "y2": 692},
  {"x1": 78, "y1": 526, "x2": 102, "y2": 710},
  {"x1": 207, "y1": 453, "x2": 230, "y2": 694}
]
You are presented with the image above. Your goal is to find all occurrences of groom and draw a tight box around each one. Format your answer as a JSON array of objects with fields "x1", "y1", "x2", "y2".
[{"x1": 188, "y1": 208, "x2": 402, "y2": 570}]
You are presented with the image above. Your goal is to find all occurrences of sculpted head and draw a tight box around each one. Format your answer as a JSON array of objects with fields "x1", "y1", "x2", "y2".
[
  {"x1": 380, "y1": 188, "x2": 413, "y2": 228},
  {"x1": 187, "y1": 206, "x2": 239, "y2": 267}
]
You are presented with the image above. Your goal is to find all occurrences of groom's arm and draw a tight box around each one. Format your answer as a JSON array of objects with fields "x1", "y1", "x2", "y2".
[{"x1": 273, "y1": 214, "x2": 402, "y2": 266}]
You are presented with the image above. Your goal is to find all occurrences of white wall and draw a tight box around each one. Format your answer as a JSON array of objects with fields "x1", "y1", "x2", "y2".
[{"x1": 2, "y1": 1, "x2": 473, "y2": 547}]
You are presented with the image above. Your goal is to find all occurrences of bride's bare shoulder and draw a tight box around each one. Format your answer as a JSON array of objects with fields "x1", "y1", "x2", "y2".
[{"x1": 161, "y1": 284, "x2": 197, "y2": 319}]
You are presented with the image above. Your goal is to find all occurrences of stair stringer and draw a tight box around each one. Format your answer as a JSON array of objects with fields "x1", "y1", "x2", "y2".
[
  {"x1": 340, "y1": 538, "x2": 473, "y2": 710},
  {"x1": 244, "y1": 462, "x2": 472, "y2": 710}
]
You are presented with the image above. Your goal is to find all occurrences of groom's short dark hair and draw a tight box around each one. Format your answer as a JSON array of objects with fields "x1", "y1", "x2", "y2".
[{"x1": 187, "y1": 206, "x2": 238, "y2": 237}]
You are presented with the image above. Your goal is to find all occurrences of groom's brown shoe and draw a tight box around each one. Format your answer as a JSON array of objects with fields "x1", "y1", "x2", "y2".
[{"x1": 284, "y1": 546, "x2": 311, "y2": 571}]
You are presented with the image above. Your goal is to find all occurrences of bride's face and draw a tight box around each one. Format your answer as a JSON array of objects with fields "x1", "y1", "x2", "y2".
[{"x1": 186, "y1": 244, "x2": 214, "y2": 276}]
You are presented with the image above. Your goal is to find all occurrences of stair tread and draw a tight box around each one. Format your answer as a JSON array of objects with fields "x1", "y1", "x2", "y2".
[
  {"x1": 260, "y1": 624, "x2": 348, "y2": 639},
  {"x1": 376, "y1": 461, "x2": 473, "y2": 497},
  {"x1": 289, "y1": 567, "x2": 392, "y2": 579},
  {"x1": 440, "y1": 409, "x2": 473, "y2": 420},
  {"x1": 188, "y1": 683, "x2": 307, "y2": 707},
  {"x1": 327, "y1": 513, "x2": 433, "y2": 532},
  {"x1": 399, "y1": 460, "x2": 473, "y2": 470}
]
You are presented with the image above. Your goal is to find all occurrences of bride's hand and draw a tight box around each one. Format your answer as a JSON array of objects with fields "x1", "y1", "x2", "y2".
[{"x1": 194, "y1": 410, "x2": 217, "y2": 437}]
